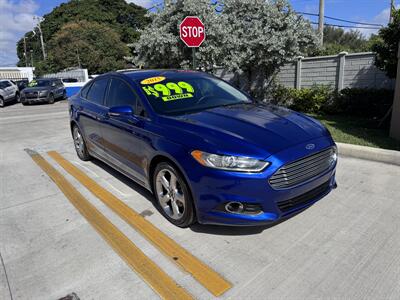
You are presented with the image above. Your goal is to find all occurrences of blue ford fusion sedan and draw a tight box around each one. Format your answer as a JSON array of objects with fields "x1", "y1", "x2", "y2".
[{"x1": 69, "y1": 70, "x2": 337, "y2": 227}]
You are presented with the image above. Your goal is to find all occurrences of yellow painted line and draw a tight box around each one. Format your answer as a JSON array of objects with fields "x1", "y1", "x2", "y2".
[
  {"x1": 28, "y1": 150, "x2": 193, "y2": 300},
  {"x1": 48, "y1": 151, "x2": 232, "y2": 297}
]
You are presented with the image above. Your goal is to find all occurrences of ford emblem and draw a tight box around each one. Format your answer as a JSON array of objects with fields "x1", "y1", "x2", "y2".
[{"x1": 306, "y1": 143, "x2": 315, "y2": 150}]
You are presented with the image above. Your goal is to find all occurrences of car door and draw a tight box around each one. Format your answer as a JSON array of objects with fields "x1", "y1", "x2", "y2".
[
  {"x1": 56, "y1": 80, "x2": 64, "y2": 98},
  {"x1": 0, "y1": 82, "x2": 6, "y2": 99},
  {"x1": 101, "y1": 77, "x2": 149, "y2": 184},
  {"x1": 78, "y1": 77, "x2": 110, "y2": 158},
  {"x1": 3, "y1": 81, "x2": 13, "y2": 100}
]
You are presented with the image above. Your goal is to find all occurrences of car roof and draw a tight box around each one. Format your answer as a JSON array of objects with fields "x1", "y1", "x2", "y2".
[
  {"x1": 116, "y1": 69, "x2": 210, "y2": 81},
  {"x1": 37, "y1": 78, "x2": 59, "y2": 81}
]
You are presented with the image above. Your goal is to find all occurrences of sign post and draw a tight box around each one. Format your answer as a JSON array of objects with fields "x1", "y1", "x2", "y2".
[
  {"x1": 390, "y1": 42, "x2": 400, "y2": 140},
  {"x1": 179, "y1": 16, "x2": 205, "y2": 70}
]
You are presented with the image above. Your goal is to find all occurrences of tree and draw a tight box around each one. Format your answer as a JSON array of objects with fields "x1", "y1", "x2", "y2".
[
  {"x1": 372, "y1": 8, "x2": 400, "y2": 79},
  {"x1": 314, "y1": 26, "x2": 369, "y2": 55},
  {"x1": 134, "y1": 0, "x2": 317, "y2": 98},
  {"x1": 133, "y1": 0, "x2": 223, "y2": 69},
  {"x1": 16, "y1": 0, "x2": 149, "y2": 68},
  {"x1": 42, "y1": 21, "x2": 129, "y2": 74},
  {"x1": 219, "y1": 0, "x2": 317, "y2": 96}
]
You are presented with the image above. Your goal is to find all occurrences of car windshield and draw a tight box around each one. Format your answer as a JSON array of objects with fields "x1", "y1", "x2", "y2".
[
  {"x1": 29, "y1": 80, "x2": 52, "y2": 87},
  {"x1": 136, "y1": 74, "x2": 252, "y2": 116}
]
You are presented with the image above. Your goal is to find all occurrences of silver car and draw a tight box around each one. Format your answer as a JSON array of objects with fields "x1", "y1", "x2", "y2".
[{"x1": 0, "y1": 80, "x2": 20, "y2": 107}]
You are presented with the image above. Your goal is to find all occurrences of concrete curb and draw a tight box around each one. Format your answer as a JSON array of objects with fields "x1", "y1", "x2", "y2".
[{"x1": 337, "y1": 142, "x2": 400, "y2": 166}]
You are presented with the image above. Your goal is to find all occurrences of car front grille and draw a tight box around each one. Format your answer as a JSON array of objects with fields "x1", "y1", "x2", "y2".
[
  {"x1": 269, "y1": 147, "x2": 335, "y2": 189},
  {"x1": 25, "y1": 92, "x2": 38, "y2": 99},
  {"x1": 277, "y1": 180, "x2": 331, "y2": 212}
]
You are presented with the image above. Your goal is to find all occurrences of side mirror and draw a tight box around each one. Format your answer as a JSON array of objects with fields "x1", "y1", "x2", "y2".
[{"x1": 108, "y1": 105, "x2": 134, "y2": 117}]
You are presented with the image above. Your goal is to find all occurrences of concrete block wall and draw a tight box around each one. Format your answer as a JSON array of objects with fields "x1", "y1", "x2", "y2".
[
  {"x1": 301, "y1": 56, "x2": 339, "y2": 88},
  {"x1": 276, "y1": 63, "x2": 296, "y2": 88},
  {"x1": 277, "y1": 52, "x2": 395, "y2": 90}
]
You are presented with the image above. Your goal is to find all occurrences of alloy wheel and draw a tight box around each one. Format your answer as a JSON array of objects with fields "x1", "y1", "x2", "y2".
[
  {"x1": 155, "y1": 169, "x2": 186, "y2": 220},
  {"x1": 73, "y1": 127, "x2": 85, "y2": 158}
]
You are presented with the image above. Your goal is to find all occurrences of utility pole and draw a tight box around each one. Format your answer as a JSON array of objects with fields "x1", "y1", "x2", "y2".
[
  {"x1": 23, "y1": 37, "x2": 28, "y2": 67},
  {"x1": 33, "y1": 16, "x2": 46, "y2": 60},
  {"x1": 390, "y1": 0, "x2": 395, "y2": 23},
  {"x1": 76, "y1": 46, "x2": 81, "y2": 69},
  {"x1": 390, "y1": 42, "x2": 400, "y2": 140},
  {"x1": 318, "y1": 0, "x2": 325, "y2": 46},
  {"x1": 30, "y1": 50, "x2": 34, "y2": 68}
]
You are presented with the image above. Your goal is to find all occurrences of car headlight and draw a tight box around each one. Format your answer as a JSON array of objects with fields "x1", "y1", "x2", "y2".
[
  {"x1": 330, "y1": 146, "x2": 338, "y2": 165},
  {"x1": 191, "y1": 150, "x2": 270, "y2": 172}
]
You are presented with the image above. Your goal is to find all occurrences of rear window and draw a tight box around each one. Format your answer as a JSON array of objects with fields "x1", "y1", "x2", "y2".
[{"x1": 86, "y1": 78, "x2": 108, "y2": 105}]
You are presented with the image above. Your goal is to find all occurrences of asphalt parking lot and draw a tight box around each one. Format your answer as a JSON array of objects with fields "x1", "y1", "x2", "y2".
[{"x1": 1, "y1": 102, "x2": 400, "y2": 300}]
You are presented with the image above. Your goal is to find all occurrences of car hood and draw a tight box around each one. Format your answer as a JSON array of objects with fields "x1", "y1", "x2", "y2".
[
  {"x1": 23, "y1": 87, "x2": 51, "y2": 93},
  {"x1": 159, "y1": 103, "x2": 329, "y2": 159}
]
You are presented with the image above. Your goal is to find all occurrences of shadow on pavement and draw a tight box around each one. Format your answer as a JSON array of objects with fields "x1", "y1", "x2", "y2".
[{"x1": 90, "y1": 158, "x2": 308, "y2": 236}]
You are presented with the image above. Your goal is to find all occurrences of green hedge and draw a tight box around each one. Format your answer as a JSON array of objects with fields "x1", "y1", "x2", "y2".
[{"x1": 268, "y1": 84, "x2": 394, "y2": 119}]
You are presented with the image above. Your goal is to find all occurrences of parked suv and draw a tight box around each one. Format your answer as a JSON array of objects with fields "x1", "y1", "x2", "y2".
[
  {"x1": 21, "y1": 78, "x2": 66, "y2": 105},
  {"x1": 0, "y1": 79, "x2": 20, "y2": 107}
]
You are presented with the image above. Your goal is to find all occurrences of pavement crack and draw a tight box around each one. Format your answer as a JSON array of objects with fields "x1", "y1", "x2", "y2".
[{"x1": 0, "y1": 251, "x2": 13, "y2": 300}]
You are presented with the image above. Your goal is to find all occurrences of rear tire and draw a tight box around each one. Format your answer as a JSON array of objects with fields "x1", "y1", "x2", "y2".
[
  {"x1": 153, "y1": 162, "x2": 195, "y2": 228},
  {"x1": 72, "y1": 125, "x2": 91, "y2": 161},
  {"x1": 62, "y1": 90, "x2": 67, "y2": 100},
  {"x1": 48, "y1": 94, "x2": 55, "y2": 104},
  {"x1": 15, "y1": 93, "x2": 20, "y2": 103}
]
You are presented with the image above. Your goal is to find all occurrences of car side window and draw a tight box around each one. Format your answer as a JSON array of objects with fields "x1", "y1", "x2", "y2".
[
  {"x1": 80, "y1": 82, "x2": 92, "y2": 99},
  {"x1": 107, "y1": 79, "x2": 137, "y2": 109},
  {"x1": 3, "y1": 81, "x2": 11, "y2": 87},
  {"x1": 136, "y1": 99, "x2": 147, "y2": 118},
  {"x1": 86, "y1": 78, "x2": 108, "y2": 105}
]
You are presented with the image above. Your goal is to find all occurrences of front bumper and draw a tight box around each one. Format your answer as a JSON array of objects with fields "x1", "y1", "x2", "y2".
[
  {"x1": 21, "y1": 94, "x2": 49, "y2": 103},
  {"x1": 184, "y1": 136, "x2": 337, "y2": 226}
]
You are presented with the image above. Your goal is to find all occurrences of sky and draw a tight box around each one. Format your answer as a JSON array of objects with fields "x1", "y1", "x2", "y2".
[{"x1": 0, "y1": 0, "x2": 397, "y2": 67}]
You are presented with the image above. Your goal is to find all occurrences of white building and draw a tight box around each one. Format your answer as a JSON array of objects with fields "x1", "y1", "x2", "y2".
[{"x1": 0, "y1": 67, "x2": 35, "y2": 82}]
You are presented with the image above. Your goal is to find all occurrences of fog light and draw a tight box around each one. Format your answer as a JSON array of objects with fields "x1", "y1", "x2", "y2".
[{"x1": 225, "y1": 202, "x2": 244, "y2": 214}]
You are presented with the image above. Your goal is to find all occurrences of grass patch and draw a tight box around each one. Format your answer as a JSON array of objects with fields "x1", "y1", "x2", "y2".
[{"x1": 310, "y1": 114, "x2": 400, "y2": 151}]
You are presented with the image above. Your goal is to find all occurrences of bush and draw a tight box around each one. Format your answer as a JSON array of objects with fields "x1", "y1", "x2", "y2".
[
  {"x1": 332, "y1": 88, "x2": 394, "y2": 119},
  {"x1": 268, "y1": 84, "x2": 394, "y2": 119},
  {"x1": 269, "y1": 84, "x2": 333, "y2": 114},
  {"x1": 291, "y1": 85, "x2": 334, "y2": 113}
]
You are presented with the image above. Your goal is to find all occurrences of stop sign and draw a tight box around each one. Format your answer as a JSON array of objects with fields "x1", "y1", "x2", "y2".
[{"x1": 179, "y1": 16, "x2": 205, "y2": 47}]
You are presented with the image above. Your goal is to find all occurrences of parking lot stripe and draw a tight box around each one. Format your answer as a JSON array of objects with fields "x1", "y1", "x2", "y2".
[
  {"x1": 28, "y1": 150, "x2": 193, "y2": 300},
  {"x1": 48, "y1": 151, "x2": 232, "y2": 297}
]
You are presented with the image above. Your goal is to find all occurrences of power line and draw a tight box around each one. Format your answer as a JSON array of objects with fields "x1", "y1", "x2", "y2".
[
  {"x1": 146, "y1": 2, "x2": 163, "y2": 11},
  {"x1": 298, "y1": 11, "x2": 384, "y2": 27},
  {"x1": 310, "y1": 22, "x2": 382, "y2": 30}
]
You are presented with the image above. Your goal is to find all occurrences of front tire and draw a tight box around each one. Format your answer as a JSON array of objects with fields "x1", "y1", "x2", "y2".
[
  {"x1": 153, "y1": 162, "x2": 195, "y2": 227},
  {"x1": 48, "y1": 94, "x2": 55, "y2": 104},
  {"x1": 72, "y1": 125, "x2": 91, "y2": 161},
  {"x1": 0, "y1": 97, "x2": 4, "y2": 107}
]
